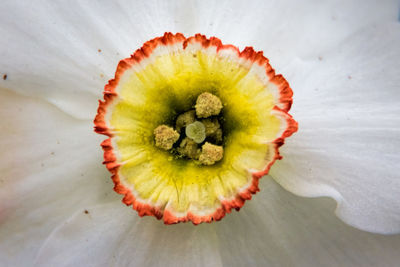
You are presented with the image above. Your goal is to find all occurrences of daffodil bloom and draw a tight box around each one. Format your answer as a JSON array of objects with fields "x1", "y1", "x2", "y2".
[{"x1": 1, "y1": 0, "x2": 400, "y2": 266}]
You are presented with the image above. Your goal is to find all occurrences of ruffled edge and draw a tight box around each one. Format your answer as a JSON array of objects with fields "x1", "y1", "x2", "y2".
[{"x1": 94, "y1": 32, "x2": 298, "y2": 224}]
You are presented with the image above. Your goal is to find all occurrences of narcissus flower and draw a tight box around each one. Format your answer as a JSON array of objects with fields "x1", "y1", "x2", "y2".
[
  {"x1": 1, "y1": 0, "x2": 400, "y2": 266},
  {"x1": 94, "y1": 32, "x2": 298, "y2": 224}
]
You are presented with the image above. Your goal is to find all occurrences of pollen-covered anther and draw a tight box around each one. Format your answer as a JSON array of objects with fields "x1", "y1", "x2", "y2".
[
  {"x1": 185, "y1": 121, "x2": 206, "y2": 144},
  {"x1": 154, "y1": 125, "x2": 180, "y2": 150},
  {"x1": 202, "y1": 118, "x2": 223, "y2": 143},
  {"x1": 175, "y1": 110, "x2": 196, "y2": 133},
  {"x1": 177, "y1": 137, "x2": 201, "y2": 160},
  {"x1": 199, "y1": 142, "x2": 224, "y2": 165},
  {"x1": 195, "y1": 92, "x2": 223, "y2": 118}
]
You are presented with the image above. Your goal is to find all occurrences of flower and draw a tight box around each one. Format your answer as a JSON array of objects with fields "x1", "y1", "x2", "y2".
[
  {"x1": 1, "y1": 0, "x2": 400, "y2": 266},
  {"x1": 94, "y1": 32, "x2": 298, "y2": 224}
]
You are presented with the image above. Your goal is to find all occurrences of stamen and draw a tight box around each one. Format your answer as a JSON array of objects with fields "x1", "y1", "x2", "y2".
[
  {"x1": 177, "y1": 137, "x2": 201, "y2": 159},
  {"x1": 154, "y1": 125, "x2": 180, "y2": 150},
  {"x1": 199, "y1": 142, "x2": 224, "y2": 165},
  {"x1": 195, "y1": 92, "x2": 223, "y2": 118},
  {"x1": 185, "y1": 121, "x2": 206, "y2": 144},
  {"x1": 175, "y1": 110, "x2": 196, "y2": 133},
  {"x1": 202, "y1": 118, "x2": 223, "y2": 144}
]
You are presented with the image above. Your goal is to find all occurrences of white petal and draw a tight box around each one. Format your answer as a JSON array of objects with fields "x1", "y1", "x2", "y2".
[
  {"x1": 35, "y1": 202, "x2": 223, "y2": 267},
  {"x1": 216, "y1": 179, "x2": 400, "y2": 266},
  {"x1": 0, "y1": 88, "x2": 117, "y2": 265},
  {"x1": 1, "y1": 0, "x2": 397, "y2": 119},
  {"x1": 191, "y1": 0, "x2": 399, "y2": 68},
  {"x1": 0, "y1": 1, "x2": 148, "y2": 119},
  {"x1": 35, "y1": 179, "x2": 400, "y2": 266},
  {"x1": 271, "y1": 22, "x2": 400, "y2": 234}
]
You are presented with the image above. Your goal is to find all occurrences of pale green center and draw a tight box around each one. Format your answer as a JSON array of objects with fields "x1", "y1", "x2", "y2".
[{"x1": 185, "y1": 121, "x2": 206, "y2": 144}]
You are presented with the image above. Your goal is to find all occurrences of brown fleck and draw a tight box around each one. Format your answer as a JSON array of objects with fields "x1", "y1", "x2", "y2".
[
  {"x1": 98, "y1": 49, "x2": 102, "y2": 53},
  {"x1": 100, "y1": 73, "x2": 104, "y2": 78},
  {"x1": 84, "y1": 210, "x2": 89, "y2": 214},
  {"x1": 50, "y1": 152, "x2": 55, "y2": 155},
  {"x1": 3, "y1": 74, "x2": 7, "y2": 80}
]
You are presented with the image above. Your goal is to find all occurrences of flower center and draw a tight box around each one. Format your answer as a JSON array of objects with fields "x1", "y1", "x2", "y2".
[{"x1": 153, "y1": 92, "x2": 224, "y2": 165}]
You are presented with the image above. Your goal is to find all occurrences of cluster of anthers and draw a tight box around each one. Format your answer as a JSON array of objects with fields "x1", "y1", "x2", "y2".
[{"x1": 154, "y1": 92, "x2": 224, "y2": 165}]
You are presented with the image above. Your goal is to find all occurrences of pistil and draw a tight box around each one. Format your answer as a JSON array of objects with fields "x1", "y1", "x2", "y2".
[{"x1": 186, "y1": 121, "x2": 206, "y2": 143}]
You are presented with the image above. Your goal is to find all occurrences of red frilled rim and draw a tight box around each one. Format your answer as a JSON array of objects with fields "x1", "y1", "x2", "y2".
[{"x1": 94, "y1": 32, "x2": 298, "y2": 225}]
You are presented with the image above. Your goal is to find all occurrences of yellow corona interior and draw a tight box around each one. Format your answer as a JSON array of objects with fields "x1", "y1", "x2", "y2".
[{"x1": 109, "y1": 49, "x2": 283, "y2": 214}]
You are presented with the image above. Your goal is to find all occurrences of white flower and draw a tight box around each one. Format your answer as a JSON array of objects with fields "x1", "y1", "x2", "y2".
[{"x1": 0, "y1": 0, "x2": 399, "y2": 266}]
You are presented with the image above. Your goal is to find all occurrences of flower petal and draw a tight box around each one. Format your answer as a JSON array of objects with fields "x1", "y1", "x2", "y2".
[
  {"x1": 270, "y1": 22, "x2": 400, "y2": 234},
  {"x1": 215, "y1": 178, "x2": 400, "y2": 266},
  {"x1": 35, "y1": 202, "x2": 223, "y2": 267},
  {"x1": 1, "y1": 0, "x2": 397, "y2": 119},
  {"x1": 0, "y1": 88, "x2": 117, "y2": 265},
  {"x1": 0, "y1": 1, "x2": 163, "y2": 119},
  {"x1": 35, "y1": 179, "x2": 400, "y2": 266},
  {"x1": 193, "y1": 0, "x2": 399, "y2": 68}
]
